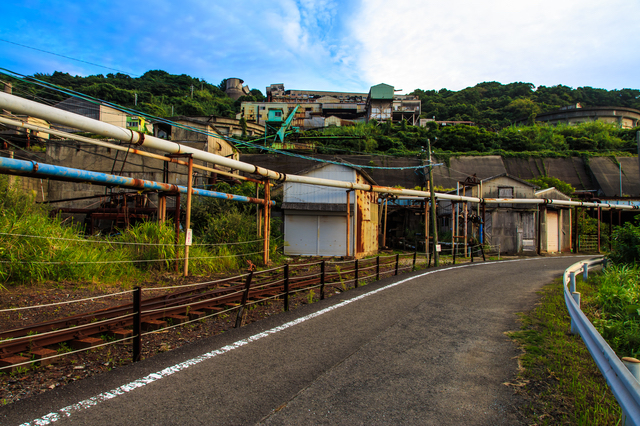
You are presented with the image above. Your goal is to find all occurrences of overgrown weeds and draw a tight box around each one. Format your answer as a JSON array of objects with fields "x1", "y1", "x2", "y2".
[
  {"x1": 592, "y1": 264, "x2": 640, "y2": 358},
  {"x1": 508, "y1": 277, "x2": 622, "y2": 425},
  {"x1": 0, "y1": 176, "x2": 282, "y2": 288}
]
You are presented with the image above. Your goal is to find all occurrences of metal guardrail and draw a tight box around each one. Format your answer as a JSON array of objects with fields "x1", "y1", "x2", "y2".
[{"x1": 563, "y1": 258, "x2": 640, "y2": 425}]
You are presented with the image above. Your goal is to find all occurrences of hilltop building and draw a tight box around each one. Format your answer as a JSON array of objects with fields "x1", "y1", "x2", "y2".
[{"x1": 237, "y1": 83, "x2": 421, "y2": 130}]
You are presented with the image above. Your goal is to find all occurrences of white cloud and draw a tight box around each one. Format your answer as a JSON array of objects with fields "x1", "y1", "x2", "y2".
[{"x1": 350, "y1": 0, "x2": 640, "y2": 92}]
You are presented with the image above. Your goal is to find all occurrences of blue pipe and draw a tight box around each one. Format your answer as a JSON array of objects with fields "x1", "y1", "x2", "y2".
[{"x1": 0, "y1": 157, "x2": 273, "y2": 206}]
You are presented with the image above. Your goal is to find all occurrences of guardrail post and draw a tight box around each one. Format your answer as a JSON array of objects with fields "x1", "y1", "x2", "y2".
[
  {"x1": 133, "y1": 287, "x2": 141, "y2": 363},
  {"x1": 320, "y1": 260, "x2": 326, "y2": 300},
  {"x1": 235, "y1": 271, "x2": 254, "y2": 328},
  {"x1": 603, "y1": 258, "x2": 608, "y2": 269},
  {"x1": 412, "y1": 251, "x2": 417, "y2": 270},
  {"x1": 354, "y1": 259, "x2": 359, "y2": 288},
  {"x1": 622, "y1": 357, "x2": 640, "y2": 383},
  {"x1": 283, "y1": 264, "x2": 290, "y2": 312},
  {"x1": 480, "y1": 244, "x2": 486, "y2": 262},
  {"x1": 452, "y1": 243, "x2": 456, "y2": 265},
  {"x1": 395, "y1": 253, "x2": 399, "y2": 275},
  {"x1": 570, "y1": 272, "x2": 576, "y2": 293},
  {"x1": 583, "y1": 263, "x2": 589, "y2": 281},
  {"x1": 376, "y1": 256, "x2": 380, "y2": 280},
  {"x1": 470, "y1": 245, "x2": 474, "y2": 263},
  {"x1": 570, "y1": 292, "x2": 581, "y2": 335}
]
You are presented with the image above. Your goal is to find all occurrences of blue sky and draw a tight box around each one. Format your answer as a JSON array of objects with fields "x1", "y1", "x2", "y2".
[{"x1": 2, "y1": 0, "x2": 639, "y2": 95}]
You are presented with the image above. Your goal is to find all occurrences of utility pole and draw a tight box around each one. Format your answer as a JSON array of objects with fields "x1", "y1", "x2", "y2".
[
  {"x1": 134, "y1": 93, "x2": 137, "y2": 106},
  {"x1": 190, "y1": 85, "x2": 194, "y2": 98},
  {"x1": 428, "y1": 139, "x2": 439, "y2": 266}
]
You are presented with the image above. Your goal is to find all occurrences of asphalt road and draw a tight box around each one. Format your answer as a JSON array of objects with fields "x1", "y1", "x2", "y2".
[{"x1": 1, "y1": 256, "x2": 590, "y2": 426}]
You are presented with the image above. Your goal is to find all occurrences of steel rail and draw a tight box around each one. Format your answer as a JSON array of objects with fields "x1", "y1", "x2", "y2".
[{"x1": 564, "y1": 258, "x2": 640, "y2": 425}]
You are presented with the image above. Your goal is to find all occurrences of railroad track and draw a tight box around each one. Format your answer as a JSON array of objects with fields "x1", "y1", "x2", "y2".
[{"x1": 0, "y1": 255, "x2": 412, "y2": 366}]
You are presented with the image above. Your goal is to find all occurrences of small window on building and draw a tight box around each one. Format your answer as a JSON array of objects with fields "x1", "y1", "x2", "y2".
[
  {"x1": 126, "y1": 121, "x2": 139, "y2": 128},
  {"x1": 275, "y1": 111, "x2": 282, "y2": 117},
  {"x1": 498, "y1": 187, "x2": 514, "y2": 198}
]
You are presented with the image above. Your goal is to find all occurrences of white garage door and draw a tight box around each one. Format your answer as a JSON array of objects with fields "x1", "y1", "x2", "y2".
[{"x1": 284, "y1": 215, "x2": 348, "y2": 256}]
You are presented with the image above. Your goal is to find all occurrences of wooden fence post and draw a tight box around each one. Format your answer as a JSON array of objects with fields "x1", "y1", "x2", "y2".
[
  {"x1": 354, "y1": 259, "x2": 359, "y2": 288},
  {"x1": 283, "y1": 264, "x2": 290, "y2": 312},
  {"x1": 320, "y1": 261, "x2": 326, "y2": 300},
  {"x1": 132, "y1": 287, "x2": 141, "y2": 363},
  {"x1": 235, "y1": 271, "x2": 254, "y2": 328},
  {"x1": 395, "y1": 253, "x2": 399, "y2": 276}
]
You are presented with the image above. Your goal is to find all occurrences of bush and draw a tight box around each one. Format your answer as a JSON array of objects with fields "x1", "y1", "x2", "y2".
[
  {"x1": 593, "y1": 265, "x2": 640, "y2": 357},
  {"x1": 609, "y1": 217, "x2": 640, "y2": 265}
]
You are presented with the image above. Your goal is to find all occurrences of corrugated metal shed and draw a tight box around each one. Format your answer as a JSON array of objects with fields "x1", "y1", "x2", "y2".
[{"x1": 283, "y1": 162, "x2": 378, "y2": 258}]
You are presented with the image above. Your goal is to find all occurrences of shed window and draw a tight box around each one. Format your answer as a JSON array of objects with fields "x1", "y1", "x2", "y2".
[{"x1": 498, "y1": 187, "x2": 514, "y2": 198}]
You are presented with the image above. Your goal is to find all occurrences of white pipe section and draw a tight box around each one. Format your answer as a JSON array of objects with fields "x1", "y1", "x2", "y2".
[
  {"x1": 0, "y1": 116, "x2": 251, "y2": 182},
  {"x1": 0, "y1": 92, "x2": 638, "y2": 210}
]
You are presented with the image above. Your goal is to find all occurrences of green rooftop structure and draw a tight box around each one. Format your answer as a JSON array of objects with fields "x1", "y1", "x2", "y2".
[{"x1": 368, "y1": 83, "x2": 394, "y2": 100}]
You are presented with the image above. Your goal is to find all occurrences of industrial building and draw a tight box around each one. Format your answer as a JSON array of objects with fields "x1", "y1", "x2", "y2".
[
  {"x1": 237, "y1": 83, "x2": 421, "y2": 130},
  {"x1": 281, "y1": 162, "x2": 379, "y2": 258}
]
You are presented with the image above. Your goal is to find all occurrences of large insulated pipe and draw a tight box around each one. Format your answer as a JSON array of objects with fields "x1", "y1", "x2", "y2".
[
  {"x1": 0, "y1": 116, "x2": 259, "y2": 183},
  {"x1": 0, "y1": 157, "x2": 273, "y2": 206},
  {"x1": 0, "y1": 92, "x2": 638, "y2": 210},
  {"x1": 0, "y1": 92, "x2": 471, "y2": 200}
]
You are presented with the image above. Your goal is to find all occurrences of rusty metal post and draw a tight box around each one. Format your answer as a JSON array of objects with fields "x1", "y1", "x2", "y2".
[
  {"x1": 451, "y1": 201, "x2": 456, "y2": 260},
  {"x1": 184, "y1": 156, "x2": 193, "y2": 277},
  {"x1": 609, "y1": 208, "x2": 613, "y2": 251},
  {"x1": 413, "y1": 251, "x2": 417, "y2": 270},
  {"x1": 571, "y1": 206, "x2": 579, "y2": 254},
  {"x1": 283, "y1": 264, "x2": 290, "y2": 312},
  {"x1": 424, "y1": 199, "x2": 429, "y2": 261},
  {"x1": 347, "y1": 191, "x2": 351, "y2": 256},
  {"x1": 354, "y1": 259, "x2": 359, "y2": 288},
  {"x1": 132, "y1": 287, "x2": 141, "y2": 362},
  {"x1": 256, "y1": 182, "x2": 261, "y2": 237},
  {"x1": 537, "y1": 204, "x2": 542, "y2": 255},
  {"x1": 383, "y1": 198, "x2": 388, "y2": 248},
  {"x1": 597, "y1": 205, "x2": 601, "y2": 253},
  {"x1": 158, "y1": 194, "x2": 166, "y2": 223},
  {"x1": 235, "y1": 271, "x2": 254, "y2": 328},
  {"x1": 463, "y1": 188, "x2": 468, "y2": 258},
  {"x1": 395, "y1": 253, "x2": 399, "y2": 276},
  {"x1": 481, "y1": 202, "x2": 486, "y2": 245},
  {"x1": 263, "y1": 179, "x2": 270, "y2": 265},
  {"x1": 174, "y1": 193, "x2": 181, "y2": 273},
  {"x1": 376, "y1": 255, "x2": 380, "y2": 280},
  {"x1": 470, "y1": 244, "x2": 474, "y2": 263},
  {"x1": 320, "y1": 260, "x2": 326, "y2": 300}
]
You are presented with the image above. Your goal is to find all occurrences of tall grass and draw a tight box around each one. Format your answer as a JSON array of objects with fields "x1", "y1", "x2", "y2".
[
  {"x1": 0, "y1": 176, "x2": 138, "y2": 286},
  {"x1": 509, "y1": 278, "x2": 622, "y2": 424},
  {"x1": 0, "y1": 176, "x2": 282, "y2": 287},
  {"x1": 592, "y1": 265, "x2": 640, "y2": 358}
]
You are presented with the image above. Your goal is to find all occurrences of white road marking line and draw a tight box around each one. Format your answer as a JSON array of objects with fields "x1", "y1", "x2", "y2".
[{"x1": 21, "y1": 258, "x2": 543, "y2": 425}]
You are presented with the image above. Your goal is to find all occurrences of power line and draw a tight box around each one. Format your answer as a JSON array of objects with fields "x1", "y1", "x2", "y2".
[
  {"x1": 1, "y1": 68, "x2": 441, "y2": 171},
  {"x1": 0, "y1": 38, "x2": 139, "y2": 76}
]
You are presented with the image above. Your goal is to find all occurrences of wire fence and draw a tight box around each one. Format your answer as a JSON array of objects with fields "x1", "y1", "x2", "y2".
[{"x1": 0, "y1": 249, "x2": 493, "y2": 373}]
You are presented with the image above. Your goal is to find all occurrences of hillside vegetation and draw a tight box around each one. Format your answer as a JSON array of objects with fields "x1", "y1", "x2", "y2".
[
  {"x1": 309, "y1": 120, "x2": 639, "y2": 157},
  {"x1": 5, "y1": 70, "x2": 639, "y2": 157}
]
